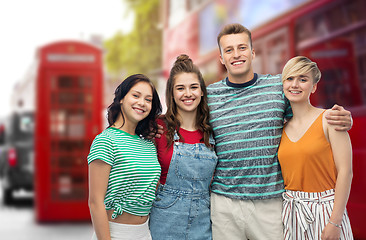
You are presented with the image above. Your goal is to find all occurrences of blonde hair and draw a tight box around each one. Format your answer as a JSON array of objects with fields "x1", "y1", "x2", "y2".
[{"x1": 282, "y1": 56, "x2": 321, "y2": 84}]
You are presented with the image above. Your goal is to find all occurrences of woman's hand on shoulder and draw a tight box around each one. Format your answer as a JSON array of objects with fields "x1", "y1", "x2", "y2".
[
  {"x1": 147, "y1": 124, "x2": 164, "y2": 140},
  {"x1": 147, "y1": 115, "x2": 165, "y2": 140}
]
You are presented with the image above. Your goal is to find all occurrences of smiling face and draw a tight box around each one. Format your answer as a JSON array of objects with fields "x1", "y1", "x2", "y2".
[
  {"x1": 173, "y1": 72, "x2": 202, "y2": 116},
  {"x1": 219, "y1": 32, "x2": 255, "y2": 83},
  {"x1": 283, "y1": 72, "x2": 317, "y2": 103},
  {"x1": 120, "y1": 81, "x2": 153, "y2": 126}
]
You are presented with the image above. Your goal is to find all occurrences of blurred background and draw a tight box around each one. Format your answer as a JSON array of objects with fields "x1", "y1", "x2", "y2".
[{"x1": 0, "y1": 0, "x2": 365, "y2": 239}]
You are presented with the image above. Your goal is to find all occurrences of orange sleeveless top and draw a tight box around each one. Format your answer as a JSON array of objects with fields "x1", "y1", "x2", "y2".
[{"x1": 278, "y1": 111, "x2": 337, "y2": 192}]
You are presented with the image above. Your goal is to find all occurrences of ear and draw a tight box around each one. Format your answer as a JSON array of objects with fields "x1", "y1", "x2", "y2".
[
  {"x1": 311, "y1": 83, "x2": 317, "y2": 93},
  {"x1": 120, "y1": 99, "x2": 123, "y2": 105},
  {"x1": 219, "y1": 53, "x2": 225, "y2": 65},
  {"x1": 252, "y1": 48, "x2": 256, "y2": 60}
]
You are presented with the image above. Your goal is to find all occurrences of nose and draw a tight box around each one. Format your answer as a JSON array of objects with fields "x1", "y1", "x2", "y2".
[
  {"x1": 184, "y1": 88, "x2": 192, "y2": 97},
  {"x1": 137, "y1": 97, "x2": 145, "y2": 106},
  {"x1": 233, "y1": 49, "x2": 240, "y2": 58},
  {"x1": 291, "y1": 79, "x2": 299, "y2": 88}
]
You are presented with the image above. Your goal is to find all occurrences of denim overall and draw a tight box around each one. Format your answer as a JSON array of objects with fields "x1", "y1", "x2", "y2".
[{"x1": 149, "y1": 132, "x2": 218, "y2": 240}]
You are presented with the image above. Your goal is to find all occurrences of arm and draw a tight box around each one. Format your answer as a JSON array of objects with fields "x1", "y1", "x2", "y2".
[
  {"x1": 325, "y1": 104, "x2": 353, "y2": 131},
  {"x1": 321, "y1": 114, "x2": 353, "y2": 240},
  {"x1": 88, "y1": 160, "x2": 112, "y2": 240}
]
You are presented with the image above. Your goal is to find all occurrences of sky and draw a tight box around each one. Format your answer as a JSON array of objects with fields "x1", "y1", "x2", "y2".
[{"x1": 0, "y1": 0, "x2": 133, "y2": 118}]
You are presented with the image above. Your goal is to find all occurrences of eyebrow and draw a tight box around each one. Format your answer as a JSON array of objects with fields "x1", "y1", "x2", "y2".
[
  {"x1": 223, "y1": 46, "x2": 234, "y2": 51},
  {"x1": 131, "y1": 90, "x2": 152, "y2": 98},
  {"x1": 175, "y1": 83, "x2": 200, "y2": 87},
  {"x1": 299, "y1": 75, "x2": 310, "y2": 78},
  {"x1": 224, "y1": 43, "x2": 247, "y2": 48}
]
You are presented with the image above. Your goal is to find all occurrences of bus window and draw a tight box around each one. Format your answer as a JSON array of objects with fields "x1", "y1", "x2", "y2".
[{"x1": 320, "y1": 69, "x2": 353, "y2": 107}]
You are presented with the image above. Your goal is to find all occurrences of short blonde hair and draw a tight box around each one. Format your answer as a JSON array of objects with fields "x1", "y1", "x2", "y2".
[{"x1": 282, "y1": 56, "x2": 321, "y2": 84}]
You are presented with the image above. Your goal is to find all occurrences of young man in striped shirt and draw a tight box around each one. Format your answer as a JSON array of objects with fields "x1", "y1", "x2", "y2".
[{"x1": 208, "y1": 23, "x2": 352, "y2": 240}]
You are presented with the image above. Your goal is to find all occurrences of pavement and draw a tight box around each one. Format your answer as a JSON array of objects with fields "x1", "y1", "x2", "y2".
[
  {"x1": 0, "y1": 205, "x2": 93, "y2": 240},
  {"x1": 0, "y1": 182, "x2": 93, "y2": 240}
]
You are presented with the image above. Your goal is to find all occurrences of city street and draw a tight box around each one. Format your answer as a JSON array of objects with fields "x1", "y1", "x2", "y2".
[{"x1": 0, "y1": 183, "x2": 93, "y2": 240}]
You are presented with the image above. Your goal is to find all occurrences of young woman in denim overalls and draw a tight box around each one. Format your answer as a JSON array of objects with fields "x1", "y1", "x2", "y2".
[{"x1": 149, "y1": 55, "x2": 218, "y2": 240}]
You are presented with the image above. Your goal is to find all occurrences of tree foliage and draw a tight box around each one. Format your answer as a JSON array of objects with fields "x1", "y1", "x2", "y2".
[{"x1": 104, "y1": 0, "x2": 162, "y2": 77}]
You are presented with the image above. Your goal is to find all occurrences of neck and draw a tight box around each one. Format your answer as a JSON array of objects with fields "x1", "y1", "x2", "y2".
[
  {"x1": 113, "y1": 115, "x2": 137, "y2": 135},
  {"x1": 290, "y1": 101, "x2": 316, "y2": 122},
  {"x1": 227, "y1": 70, "x2": 254, "y2": 84},
  {"x1": 177, "y1": 110, "x2": 197, "y2": 131}
]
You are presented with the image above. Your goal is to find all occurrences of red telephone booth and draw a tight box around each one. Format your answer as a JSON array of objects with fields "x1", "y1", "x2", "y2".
[{"x1": 35, "y1": 41, "x2": 103, "y2": 222}]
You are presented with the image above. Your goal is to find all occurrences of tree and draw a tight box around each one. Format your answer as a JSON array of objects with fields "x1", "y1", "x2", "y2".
[{"x1": 104, "y1": 0, "x2": 162, "y2": 78}]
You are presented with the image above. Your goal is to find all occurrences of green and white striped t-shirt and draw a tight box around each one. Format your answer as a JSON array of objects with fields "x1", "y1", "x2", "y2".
[{"x1": 87, "y1": 127, "x2": 161, "y2": 218}]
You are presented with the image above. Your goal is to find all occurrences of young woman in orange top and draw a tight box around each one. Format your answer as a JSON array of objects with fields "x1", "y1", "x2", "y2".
[{"x1": 278, "y1": 56, "x2": 353, "y2": 240}]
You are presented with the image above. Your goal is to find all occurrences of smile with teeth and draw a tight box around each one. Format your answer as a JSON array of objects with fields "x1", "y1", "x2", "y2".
[
  {"x1": 133, "y1": 107, "x2": 145, "y2": 114},
  {"x1": 183, "y1": 99, "x2": 194, "y2": 104},
  {"x1": 289, "y1": 90, "x2": 301, "y2": 94},
  {"x1": 232, "y1": 60, "x2": 245, "y2": 65}
]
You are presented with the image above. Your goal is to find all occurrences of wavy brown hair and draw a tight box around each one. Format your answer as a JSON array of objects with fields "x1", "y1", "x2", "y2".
[{"x1": 164, "y1": 54, "x2": 212, "y2": 148}]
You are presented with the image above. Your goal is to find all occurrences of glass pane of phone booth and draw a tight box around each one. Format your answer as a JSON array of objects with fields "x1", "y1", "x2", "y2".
[{"x1": 49, "y1": 74, "x2": 93, "y2": 202}]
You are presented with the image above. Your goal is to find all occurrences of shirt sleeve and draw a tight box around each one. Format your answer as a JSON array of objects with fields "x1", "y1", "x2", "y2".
[
  {"x1": 284, "y1": 96, "x2": 293, "y2": 121},
  {"x1": 87, "y1": 133, "x2": 115, "y2": 166},
  {"x1": 279, "y1": 74, "x2": 293, "y2": 121}
]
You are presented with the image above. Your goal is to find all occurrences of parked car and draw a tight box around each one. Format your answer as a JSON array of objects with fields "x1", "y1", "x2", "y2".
[{"x1": 0, "y1": 112, "x2": 34, "y2": 204}]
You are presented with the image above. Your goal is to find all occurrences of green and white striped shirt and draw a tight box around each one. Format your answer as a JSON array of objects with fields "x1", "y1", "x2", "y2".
[
  {"x1": 87, "y1": 127, "x2": 161, "y2": 217},
  {"x1": 207, "y1": 74, "x2": 291, "y2": 200}
]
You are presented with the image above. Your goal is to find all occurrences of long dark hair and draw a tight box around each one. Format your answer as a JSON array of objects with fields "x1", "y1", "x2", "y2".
[
  {"x1": 107, "y1": 74, "x2": 162, "y2": 137},
  {"x1": 165, "y1": 54, "x2": 212, "y2": 147}
]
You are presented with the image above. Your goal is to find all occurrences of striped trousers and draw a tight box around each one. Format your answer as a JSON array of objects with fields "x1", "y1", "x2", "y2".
[{"x1": 282, "y1": 189, "x2": 353, "y2": 240}]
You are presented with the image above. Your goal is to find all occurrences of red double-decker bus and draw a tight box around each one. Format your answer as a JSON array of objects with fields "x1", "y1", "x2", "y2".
[{"x1": 161, "y1": 0, "x2": 366, "y2": 238}]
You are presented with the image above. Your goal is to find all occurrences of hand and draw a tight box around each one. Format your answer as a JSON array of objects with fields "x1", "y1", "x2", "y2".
[
  {"x1": 321, "y1": 223, "x2": 341, "y2": 240},
  {"x1": 155, "y1": 124, "x2": 164, "y2": 138},
  {"x1": 147, "y1": 124, "x2": 164, "y2": 140},
  {"x1": 325, "y1": 104, "x2": 353, "y2": 131}
]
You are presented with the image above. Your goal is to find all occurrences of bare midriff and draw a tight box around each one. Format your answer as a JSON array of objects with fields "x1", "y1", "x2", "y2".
[{"x1": 106, "y1": 210, "x2": 148, "y2": 225}]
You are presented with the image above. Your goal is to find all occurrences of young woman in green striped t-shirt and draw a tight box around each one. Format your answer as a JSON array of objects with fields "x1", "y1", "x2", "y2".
[{"x1": 88, "y1": 74, "x2": 162, "y2": 240}]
